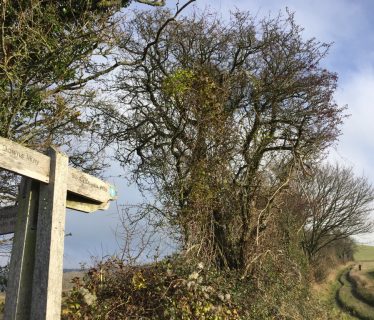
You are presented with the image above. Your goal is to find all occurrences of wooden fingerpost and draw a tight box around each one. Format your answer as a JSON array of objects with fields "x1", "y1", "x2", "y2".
[
  {"x1": 4, "y1": 178, "x2": 40, "y2": 319},
  {"x1": 1, "y1": 136, "x2": 116, "y2": 319},
  {"x1": 30, "y1": 147, "x2": 68, "y2": 320}
]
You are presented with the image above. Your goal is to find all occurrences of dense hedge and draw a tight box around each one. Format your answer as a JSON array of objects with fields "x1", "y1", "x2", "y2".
[{"x1": 61, "y1": 255, "x2": 334, "y2": 320}]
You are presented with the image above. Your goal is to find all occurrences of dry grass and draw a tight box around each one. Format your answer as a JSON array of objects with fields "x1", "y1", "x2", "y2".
[
  {"x1": 349, "y1": 266, "x2": 374, "y2": 307},
  {"x1": 311, "y1": 263, "x2": 357, "y2": 319},
  {"x1": 0, "y1": 292, "x2": 4, "y2": 320},
  {"x1": 309, "y1": 258, "x2": 374, "y2": 319},
  {"x1": 353, "y1": 261, "x2": 374, "y2": 271},
  {"x1": 350, "y1": 270, "x2": 370, "y2": 288},
  {"x1": 312, "y1": 262, "x2": 353, "y2": 296}
]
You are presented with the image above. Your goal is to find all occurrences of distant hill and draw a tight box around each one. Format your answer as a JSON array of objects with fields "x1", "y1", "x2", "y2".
[
  {"x1": 354, "y1": 245, "x2": 374, "y2": 261},
  {"x1": 63, "y1": 270, "x2": 85, "y2": 292},
  {"x1": 63, "y1": 268, "x2": 83, "y2": 273}
]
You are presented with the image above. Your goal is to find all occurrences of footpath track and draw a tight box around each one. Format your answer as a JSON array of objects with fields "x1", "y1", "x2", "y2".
[{"x1": 336, "y1": 267, "x2": 374, "y2": 320}]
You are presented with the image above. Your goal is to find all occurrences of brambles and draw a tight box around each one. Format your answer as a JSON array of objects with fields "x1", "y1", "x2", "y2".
[
  {"x1": 61, "y1": 257, "x2": 242, "y2": 319},
  {"x1": 61, "y1": 253, "x2": 339, "y2": 319}
]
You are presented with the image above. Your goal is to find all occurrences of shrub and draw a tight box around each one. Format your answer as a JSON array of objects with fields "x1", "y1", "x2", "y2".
[
  {"x1": 62, "y1": 257, "x2": 241, "y2": 319},
  {"x1": 61, "y1": 254, "x2": 342, "y2": 319}
]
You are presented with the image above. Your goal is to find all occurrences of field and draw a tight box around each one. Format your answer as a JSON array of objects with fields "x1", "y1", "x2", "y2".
[{"x1": 354, "y1": 245, "x2": 374, "y2": 261}]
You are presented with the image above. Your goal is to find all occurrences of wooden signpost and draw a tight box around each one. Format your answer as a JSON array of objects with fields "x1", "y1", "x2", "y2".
[{"x1": 0, "y1": 137, "x2": 116, "y2": 319}]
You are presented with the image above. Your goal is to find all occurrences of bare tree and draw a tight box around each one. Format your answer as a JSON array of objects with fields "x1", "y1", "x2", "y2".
[
  {"x1": 98, "y1": 9, "x2": 346, "y2": 270},
  {"x1": 297, "y1": 164, "x2": 374, "y2": 261},
  {"x1": 116, "y1": 203, "x2": 178, "y2": 264}
]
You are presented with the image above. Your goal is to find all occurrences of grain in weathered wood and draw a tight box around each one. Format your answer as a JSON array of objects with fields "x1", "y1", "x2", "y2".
[
  {"x1": 4, "y1": 179, "x2": 39, "y2": 319},
  {"x1": 68, "y1": 167, "x2": 115, "y2": 204},
  {"x1": 0, "y1": 206, "x2": 17, "y2": 235},
  {"x1": 66, "y1": 193, "x2": 110, "y2": 213},
  {"x1": 30, "y1": 148, "x2": 68, "y2": 320},
  {"x1": 1, "y1": 138, "x2": 116, "y2": 319},
  {"x1": 0, "y1": 137, "x2": 49, "y2": 183}
]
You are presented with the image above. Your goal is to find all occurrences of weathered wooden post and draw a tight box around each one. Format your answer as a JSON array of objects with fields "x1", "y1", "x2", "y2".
[
  {"x1": 0, "y1": 137, "x2": 116, "y2": 319},
  {"x1": 4, "y1": 179, "x2": 39, "y2": 319},
  {"x1": 30, "y1": 147, "x2": 68, "y2": 319}
]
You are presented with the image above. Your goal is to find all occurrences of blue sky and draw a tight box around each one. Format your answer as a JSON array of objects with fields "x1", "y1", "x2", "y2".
[{"x1": 61, "y1": 0, "x2": 374, "y2": 268}]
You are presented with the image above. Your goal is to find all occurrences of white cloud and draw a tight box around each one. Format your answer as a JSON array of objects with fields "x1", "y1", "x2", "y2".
[
  {"x1": 330, "y1": 68, "x2": 374, "y2": 178},
  {"x1": 195, "y1": 0, "x2": 366, "y2": 41}
]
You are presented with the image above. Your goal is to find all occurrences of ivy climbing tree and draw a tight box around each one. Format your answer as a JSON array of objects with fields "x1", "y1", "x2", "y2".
[{"x1": 98, "y1": 9, "x2": 346, "y2": 270}]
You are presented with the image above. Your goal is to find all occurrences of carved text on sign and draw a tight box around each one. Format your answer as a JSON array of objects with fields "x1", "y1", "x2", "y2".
[
  {"x1": 71, "y1": 171, "x2": 108, "y2": 192},
  {"x1": 1, "y1": 144, "x2": 40, "y2": 166}
]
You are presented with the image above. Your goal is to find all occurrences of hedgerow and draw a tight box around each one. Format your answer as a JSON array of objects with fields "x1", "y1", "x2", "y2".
[{"x1": 61, "y1": 254, "x2": 333, "y2": 320}]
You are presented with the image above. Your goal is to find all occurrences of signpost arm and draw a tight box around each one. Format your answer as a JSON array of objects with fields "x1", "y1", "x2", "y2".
[
  {"x1": 4, "y1": 178, "x2": 39, "y2": 319},
  {"x1": 30, "y1": 147, "x2": 68, "y2": 320}
]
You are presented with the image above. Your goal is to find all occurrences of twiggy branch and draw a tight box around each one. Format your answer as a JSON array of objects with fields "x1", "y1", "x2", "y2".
[{"x1": 48, "y1": 0, "x2": 196, "y2": 96}]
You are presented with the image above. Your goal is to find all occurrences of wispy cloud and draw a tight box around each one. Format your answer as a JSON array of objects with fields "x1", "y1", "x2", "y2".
[{"x1": 331, "y1": 67, "x2": 374, "y2": 176}]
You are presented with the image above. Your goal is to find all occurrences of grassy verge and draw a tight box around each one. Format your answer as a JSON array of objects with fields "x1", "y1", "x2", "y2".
[
  {"x1": 312, "y1": 263, "x2": 357, "y2": 319},
  {"x1": 348, "y1": 269, "x2": 374, "y2": 307}
]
